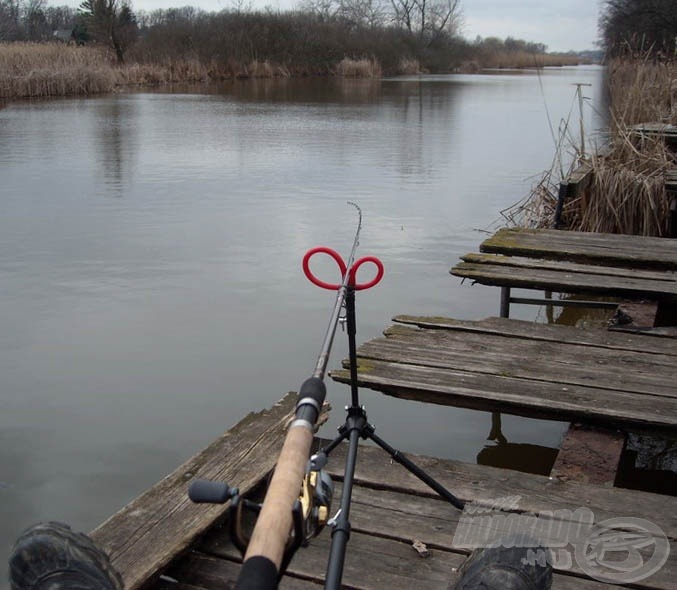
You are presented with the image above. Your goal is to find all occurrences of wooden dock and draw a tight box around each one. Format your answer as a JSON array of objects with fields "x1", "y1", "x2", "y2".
[
  {"x1": 85, "y1": 228, "x2": 677, "y2": 590},
  {"x1": 451, "y1": 228, "x2": 677, "y2": 320},
  {"x1": 331, "y1": 315, "x2": 677, "y2": 434},
  {"x1": 86, "y1": 391, "x2": 676, "y2": 590}
]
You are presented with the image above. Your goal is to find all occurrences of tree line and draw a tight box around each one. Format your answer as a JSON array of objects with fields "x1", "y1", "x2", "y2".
[
  {"x1": 599, "y1": 0, "x2": 677, "y2": 57},
  {"x1": 1, "y1": 1, "x2": 580, "y2": 75}
]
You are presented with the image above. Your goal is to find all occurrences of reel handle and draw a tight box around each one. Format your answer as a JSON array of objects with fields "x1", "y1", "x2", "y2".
[{"x1": 188, "y1": 479, "x2": 237, "y2": 504}]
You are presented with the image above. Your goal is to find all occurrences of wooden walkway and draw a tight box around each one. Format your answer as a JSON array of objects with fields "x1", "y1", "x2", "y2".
[
  {"x1": 157, "y1": 442, "x2": 677, "y2": 590},
  {"x1": 451, "y1": 228, "x2": 677, "y2": 319},
  {"x1": 86, "y1": 394, "x2": 676, "y2": 590},
  {"x1": 330, "y1": 315, "x2": 677, "y2": 434}
]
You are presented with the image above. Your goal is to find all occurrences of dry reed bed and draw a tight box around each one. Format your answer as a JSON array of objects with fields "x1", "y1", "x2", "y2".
[
  {"x1": 0, "y1": 43, "x2": 386, "y2": 100},
  {"x1": 564, "y1": 59, "x2": 677, "y2": 236},
  {"x1": 608, "y1": 58, "x2": 677, "y2": 127},
  {"x1": 566, "y1": 136, "x2": 675, "y2": 235},
  {"x1": 460, "y1": 51, "x2": 588, "y2": 73},
  {"x1": 335, "y1": 57, "x2": 382, "y2": 78},
  {"x1": 0, "y1": 43, "x2": 117, "y2": 98},
  {"x1": 509, "y1": 58, "x2": 677, "y2": 237}
]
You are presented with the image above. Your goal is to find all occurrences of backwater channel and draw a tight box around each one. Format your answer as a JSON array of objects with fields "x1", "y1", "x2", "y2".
[{"x1": 0, "y1": 65, "x2": 610, "y2": 577}]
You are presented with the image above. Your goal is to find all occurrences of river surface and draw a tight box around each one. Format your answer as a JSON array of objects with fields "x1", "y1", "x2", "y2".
[{"x1": 0, "y1": 66, "x2": 608, "y2": 577}]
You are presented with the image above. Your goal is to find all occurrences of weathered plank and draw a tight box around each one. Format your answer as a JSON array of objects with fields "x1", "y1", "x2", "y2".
[
  {"x1": 331, "y1": 359, "x2": 677, "y2": 433},
  {"x1": 196, "y1": 522, "x2": 613, "y2": 590},
  {"x1": 184, "y1": 467, "x2": 673, "y2": 590},
  {"x1": 393, "y1": 315, "x2": 677, "y2": 356},
  {"x1": 90, "y1": 393, "x2": 321, "y2": 590},
  {"x1": 550, "y1": 424, "x2": 626, "y2": 486},
  {"x1": 451, "y1": 259, "x2": 677, "y2": 299},
  {"x1": 479, "y1": 228, "x2": 677, "y2": 270},
  {"x1": 610, "y1": 325, "x2": 677, "y2": 338},
  {"x1": 328, "y1": 481, "x2": 675, "y2": 590},
  {"x1": 375, "y1": 325, "x2": 677, "y2": 399},
  {"x1": 199, "y1": 529, "x2": 462, "y2": 590},
  {"x1": 161, "y1": 552, "x2": 324, "y2": 589},
  {"x1": 322, "y1": 443, "x2": 677, "y2": 541},
  {"x1": 667, "y1": 169, "x2": 677, "y2": 191},
  {"x1": 461, "y1": 252, "x2": 677, "y2": 283}
]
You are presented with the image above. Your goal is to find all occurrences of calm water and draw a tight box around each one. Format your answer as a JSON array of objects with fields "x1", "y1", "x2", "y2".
[{"x1": 0, "y1": 66, "x2": 608, "y2": 576}]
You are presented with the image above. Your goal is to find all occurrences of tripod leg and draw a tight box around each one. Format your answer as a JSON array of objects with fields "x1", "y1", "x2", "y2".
[
  {"x1": 324, "y1": 412, "x2": 365, "y2": 590},
  {"x1": 367, "y1": 429, "x2": 465, "y2": 510}
]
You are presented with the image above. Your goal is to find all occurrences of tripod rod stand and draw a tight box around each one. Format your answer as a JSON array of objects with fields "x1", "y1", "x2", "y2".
[{"x1": 316, "y1": 287, "x2": 465, "y2": 590}]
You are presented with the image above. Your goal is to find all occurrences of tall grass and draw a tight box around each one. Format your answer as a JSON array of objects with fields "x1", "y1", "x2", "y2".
[
  {"x1": 1, "y1": 42, "x2": 384, "y2": 100},
  {"x1": 0, "y1": 43, "x2": 117, "y2": 98},
  {"x1": 565, "y1": 134, "x2": 674, "y2": 235},
  {"x1": 459, "y1": 51, "x2": 590, "y2": 73},
  {"x1": 335, "y1": 57, "x2": 382, "y2": 78},
  {"x1": 608, "y1": 57, "x2": 677, "y2": 127}
]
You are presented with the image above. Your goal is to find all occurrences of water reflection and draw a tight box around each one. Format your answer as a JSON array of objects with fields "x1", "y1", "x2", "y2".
[
  {"x1": 479, "y1": 413, "x2": 559, "y2": 475},
  {"x1": 95, "y1": 97, "x2": 139, "y2": 193}
]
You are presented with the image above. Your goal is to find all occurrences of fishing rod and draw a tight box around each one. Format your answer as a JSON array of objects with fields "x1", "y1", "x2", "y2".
[
  {"x1": 189, "y1": 202, "x2": 464, "y2": 589},
  {"x1": 189, "y1": 202, "x2": 384, "y2": 590}
]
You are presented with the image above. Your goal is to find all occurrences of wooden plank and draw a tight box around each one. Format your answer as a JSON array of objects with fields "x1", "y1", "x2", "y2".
[
  {"x1": 550, "y1": 424, "x2": 626, "y2": 486},
  {"x1": 330, "y1": 360, "x2": 677, "y2": 433},
  {"x1": 155, "y1": 579, "x2": 210, "y2": 590},
  {"x1": 610, "y1": 325, "x2": 677, "y2": 338},
  {"x1": 89, "y1": 393, "x2": 322, "y2": 590},
  {"x1": 322, "y1": 443, "x2": 677, "y2": 540},
  {"x1": 451, "y1": 260, "x2": 677, "y2": 299},
  {"x1": 375, "y1": 325, "x2": 677, "y2": 399},
  {"x1": 199, "y1": 530, "x2": 463, "y2": 590},
  {"x1": 162, "y1": 552, "x2": 324, "y2": 589},
  {"x1": 188, "y1": 468, "x2": 673, "y2": 589},
  {"x1": 322, "y1": 482, "x2": 674, "y2": 590},
  {"x1": 196, "y1": 521, "x2": 612, "y2": 590},
  {"x1": 393, "y1": 315, "x2": 677, "y2": 356},
  {"x1": 666, "y1": 169, "x2": 677, "y2": 191},
  {"x1": 460, "y1": 252, "x2": 677, "y2": 283},
  {"x1": 479, "y1": 228, "x2": 677, "y2": 270}
]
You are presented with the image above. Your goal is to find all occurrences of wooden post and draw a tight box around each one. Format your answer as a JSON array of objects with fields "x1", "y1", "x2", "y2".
[{"x1": 500, "y1": 287, "x2": 511, "y2": 318}]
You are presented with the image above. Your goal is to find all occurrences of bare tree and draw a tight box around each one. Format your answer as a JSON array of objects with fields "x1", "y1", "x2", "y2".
[
  {"x1": 24, "y1": 0, "x2": 48, "y2": 39},
  {"x1": 0, "y1": 0, "x2": 22, "y2": 40},
  {"x1": 599, "y1": 0, "x2": 677, "y2": 56},
  {"x1": 337, "y1": 0, "x2": 388, "y2": 28},
  {"x1": 391, "y1": 0, "x2": 460, "y2": 43}
]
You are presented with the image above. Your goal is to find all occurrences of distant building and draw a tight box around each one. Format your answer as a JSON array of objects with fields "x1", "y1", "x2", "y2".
[{"x1": 52, "y1": 29, "x2": 75, "y2": 43}]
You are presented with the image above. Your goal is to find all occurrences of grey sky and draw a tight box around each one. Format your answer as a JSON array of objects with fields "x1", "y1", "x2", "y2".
[{"x1": 53, "y1": 1, "x2": 602, "y2": 52}]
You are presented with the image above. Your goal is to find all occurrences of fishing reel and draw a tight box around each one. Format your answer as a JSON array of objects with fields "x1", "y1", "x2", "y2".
[{"x1": 188, "y1": 457, "x2": 333, "y2": 571}]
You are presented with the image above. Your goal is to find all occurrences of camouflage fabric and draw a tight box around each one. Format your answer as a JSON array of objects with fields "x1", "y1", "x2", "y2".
[{"x1": 9, "y1": 522, "x2": 122, "y2": 590}]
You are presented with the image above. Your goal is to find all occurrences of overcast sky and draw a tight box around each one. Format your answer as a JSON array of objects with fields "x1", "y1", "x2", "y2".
[{"x1": 53, "y1": 0, "x2": 602, "y2": 52}]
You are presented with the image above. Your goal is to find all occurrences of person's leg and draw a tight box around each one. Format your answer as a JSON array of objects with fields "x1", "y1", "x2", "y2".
[{"x1": 9, "y1": 522, "x2": 122, "y2": 590}]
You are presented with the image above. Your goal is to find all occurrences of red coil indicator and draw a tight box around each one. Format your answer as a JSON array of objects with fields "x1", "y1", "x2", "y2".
[{"x1": 302, "y1": 246, "x2": 384, "y2": 291}]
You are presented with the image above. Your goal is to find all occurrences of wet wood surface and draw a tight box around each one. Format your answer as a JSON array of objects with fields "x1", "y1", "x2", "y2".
[
  {"x1": 330, "y1": 317, "x2": 677, "y2": 433},
  {"x1": 452, "y1": 252, "x2": 677, "y2": 300},
  {"x1": 90, "y1": 393, "x2": 327, "y2": 590},
  {"x1": 155, "y1": 442, "x2": 676, "y2": 590},
  {"x1": 476, "y1": 228, "x2": 677, "y2": 270}
]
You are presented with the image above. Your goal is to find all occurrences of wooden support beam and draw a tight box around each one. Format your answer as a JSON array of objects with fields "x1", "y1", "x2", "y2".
[{"x1": 550, "y1": 423, "x2": 626, "y2": 486}]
